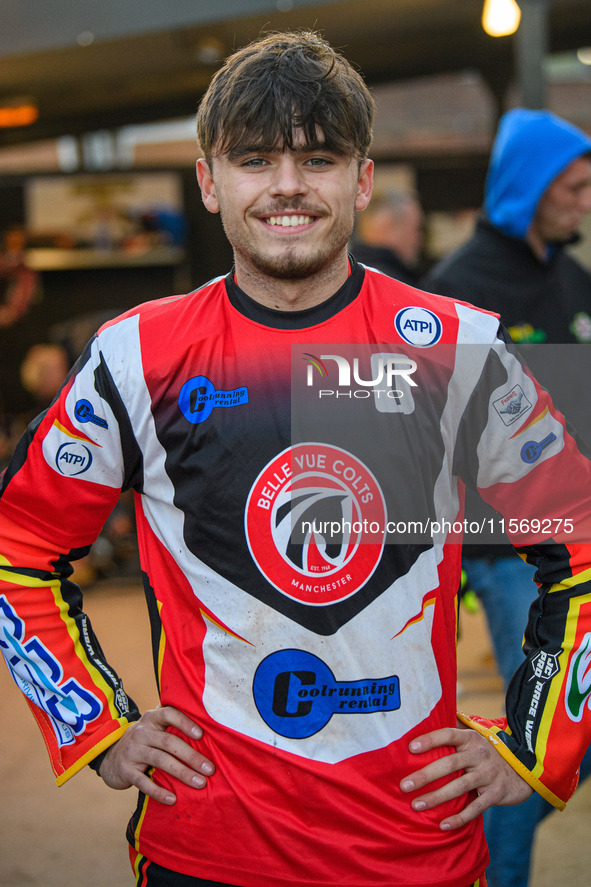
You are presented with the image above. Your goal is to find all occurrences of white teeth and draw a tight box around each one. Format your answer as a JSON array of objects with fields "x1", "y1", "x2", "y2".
[{"x1": 267, "y1": 215, "x2": 313, "y2": 227}]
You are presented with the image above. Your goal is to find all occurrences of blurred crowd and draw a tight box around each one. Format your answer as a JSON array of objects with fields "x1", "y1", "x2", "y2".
[{"x1": 0, "y1": 232, "x2": 140, "y2": 586}]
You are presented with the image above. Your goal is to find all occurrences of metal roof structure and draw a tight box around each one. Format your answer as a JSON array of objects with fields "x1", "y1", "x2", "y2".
[{"x1": 1, "y1": 0, "x2": 590, "y2": 147}]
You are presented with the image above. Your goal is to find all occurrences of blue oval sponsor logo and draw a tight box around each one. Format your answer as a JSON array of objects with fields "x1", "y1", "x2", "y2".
[
  {"x1": 253, "y1": 648, "x2": 400, "y2": 739},
  {"x1": 395, "y1": 306, "x2": 442, "y2": 347},
  {"x1": 520, "y1": 432, "x2": 557, "y2": 464},
  {"x1": 55, "y1": 441, "x2": 93, "y2": 476},
  {"x1": 74, "y1": 399, "x2": 108, "y2": 429},
  {"x1": 178, "y1": 375, "x2": 249, "y2": 425}
]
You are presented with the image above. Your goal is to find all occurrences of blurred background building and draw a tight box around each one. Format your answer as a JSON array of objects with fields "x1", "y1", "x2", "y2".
[{"x1": 0, "y1": 0, "x2": 590, "y2": 417}]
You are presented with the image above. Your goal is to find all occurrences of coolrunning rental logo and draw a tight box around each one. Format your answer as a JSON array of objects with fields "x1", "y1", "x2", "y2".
[
  {"x1": 178, "y1": 375, "x2": 248, "y2": 424},
  {"x1": 253, "y1": 648, "x2": 400, "y2": 739},
  {"x1": 245, "y1": 443, "x2": 387, "y2": 605}
]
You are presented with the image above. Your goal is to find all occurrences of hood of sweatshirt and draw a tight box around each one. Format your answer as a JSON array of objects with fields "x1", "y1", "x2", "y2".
[{"x1": 483, "y1": 108, "x2": 591, "y2": 241}]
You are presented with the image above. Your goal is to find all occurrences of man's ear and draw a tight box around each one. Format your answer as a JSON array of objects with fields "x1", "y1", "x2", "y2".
[
  {"x1": 355, "y1": 159, "x2": 374, "y2": 212},
  {"x1": 196, "y1": 158, "x2": 220, "y2": 214}
]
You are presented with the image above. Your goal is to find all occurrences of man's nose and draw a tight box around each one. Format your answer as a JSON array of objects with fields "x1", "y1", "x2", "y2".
[
  {"x1": 581, "y1": 184, "x2": 591, "y2": 215},
  {"x1": 268, "y1": 156, "x2": 308, "y2": 198}
]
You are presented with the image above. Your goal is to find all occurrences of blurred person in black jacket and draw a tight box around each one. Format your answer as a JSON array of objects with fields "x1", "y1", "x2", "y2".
[
  {"x1": 351, "y1": 188, "x2": 424, "y2": 285},
  {"x1": 424, "y1": 107, "x2": 591, "y2": 887}
]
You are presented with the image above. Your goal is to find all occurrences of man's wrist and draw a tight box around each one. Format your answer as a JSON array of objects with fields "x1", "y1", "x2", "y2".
[{"x1": 88, "y1": 745, "x2": 115, "y2": 776}]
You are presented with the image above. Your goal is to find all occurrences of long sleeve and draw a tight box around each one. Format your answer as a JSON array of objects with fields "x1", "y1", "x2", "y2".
[
  {"x1": 0, "y1": 333, "x2": 142, "y2": 783},
  {"x1": 454, "y1": 327, "x2": 591, "y2": 808}
]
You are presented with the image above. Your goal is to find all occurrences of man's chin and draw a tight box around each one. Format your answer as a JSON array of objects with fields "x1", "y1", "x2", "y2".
[{"x1": 251, "y1": 249, "x2": 339, "y2": 281}]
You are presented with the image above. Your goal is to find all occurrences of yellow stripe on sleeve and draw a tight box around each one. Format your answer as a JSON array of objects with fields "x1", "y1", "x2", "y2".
[{"x1": 457, "y1": 712, "x2": 567, "y2": 810}]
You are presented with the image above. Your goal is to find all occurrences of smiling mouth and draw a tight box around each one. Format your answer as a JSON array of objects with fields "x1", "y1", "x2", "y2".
[{"x1": 264, "y1": 215, "x2": 315, "y2": 227}]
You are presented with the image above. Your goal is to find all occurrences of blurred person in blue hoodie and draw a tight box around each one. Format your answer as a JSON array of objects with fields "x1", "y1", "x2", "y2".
[
  {"x1": 425, "y1": 108, "x2": 591, "y2": 343},
  {"x1": 424, "y1": 108, "x2": 591, "y2": 887}
]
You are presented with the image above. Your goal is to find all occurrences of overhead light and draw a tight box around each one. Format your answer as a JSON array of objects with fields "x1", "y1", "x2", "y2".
[
  {"x1": 194, "y1": 37, "x2": 225, "y2": 66},
  {"x1": 577, "y1": 47, "x2": 591, "y2": 66},
  {"x1": 482, "y1": 0, "x2": 522, "y2": 37},
  {"x1": 76, "y1": 31, "x2": 95, "y2": 47},
  {"x1": 0, "y1": 98, "x2": 38, "y2": 128}
]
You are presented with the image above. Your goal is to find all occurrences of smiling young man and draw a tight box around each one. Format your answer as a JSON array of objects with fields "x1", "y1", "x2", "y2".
[
  {"x1": 194, "y1": 37, "x2": 374, "y2": 311},
  {"x1": 1, "y1": 32, "x2": 591, "y2": 887},
  {"x1": 196, "y1": 137, "x2": 372, "y2": 310}
]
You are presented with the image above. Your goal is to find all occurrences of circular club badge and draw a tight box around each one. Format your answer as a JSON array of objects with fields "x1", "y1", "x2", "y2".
[
  {"x1": 395, "y1": 306, "x2": 442, "y2": 347},
  {"x1": 245, "y1": 443, "x2": 387, "y2": 605}
]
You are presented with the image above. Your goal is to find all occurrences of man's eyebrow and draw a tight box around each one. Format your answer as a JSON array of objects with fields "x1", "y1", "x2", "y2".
[
  {"x1": 224, "y1": 141, "x2": 338, "y2": 162},
  {"x1": 225, "y1": 146, "x2": 275, "y2": 161}
]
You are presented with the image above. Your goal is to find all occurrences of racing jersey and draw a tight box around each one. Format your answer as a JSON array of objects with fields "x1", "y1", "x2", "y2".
[{"x1": 2, "y1": 259, "x2": 591, "y2": 887}]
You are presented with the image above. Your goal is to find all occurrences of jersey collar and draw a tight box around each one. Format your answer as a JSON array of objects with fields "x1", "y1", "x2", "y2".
[{"x1": 225, "y1": 256, "x2": 365, "y2": 330}]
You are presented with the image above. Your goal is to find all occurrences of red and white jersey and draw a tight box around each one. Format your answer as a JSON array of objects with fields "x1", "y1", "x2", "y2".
[{"x1": 2, "y1": 260, "x2": 591, "y2": 887}]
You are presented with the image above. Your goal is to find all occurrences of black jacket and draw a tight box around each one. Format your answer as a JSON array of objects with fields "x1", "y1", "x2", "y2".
[
  {"x1": 424, "y1": 217, "x2": 591, "y2": 560},
  {"x1": 423, "y1": 216, "x2": 591, "y2": 345},
  {"x1": 351, "y1": 242, "x2": 420, "y2": 287}
]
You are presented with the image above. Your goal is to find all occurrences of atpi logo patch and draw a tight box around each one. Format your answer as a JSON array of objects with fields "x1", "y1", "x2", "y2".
[
  {"x1": 55, "y1": 441, "x2": 93, "y2": 476},
  {"x1": 395, "y1": 306, "x2": 442, "y2": 347},
  {"x1": 245, "y1": 443, "x2": 387, "y2": 605}
]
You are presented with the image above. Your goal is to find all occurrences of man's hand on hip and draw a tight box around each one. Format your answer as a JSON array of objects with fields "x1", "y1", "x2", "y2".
[
  {"x1": 98, "y1": 705, "x2": 215, "y2": 805},
  {"x1": 400, "y1": 721, "x2": 533, "y2": 830}
]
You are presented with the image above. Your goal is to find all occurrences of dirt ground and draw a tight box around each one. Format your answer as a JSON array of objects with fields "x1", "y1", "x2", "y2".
[{"x1": 1, "y1": 579, "x2": 590, "y2": 887}]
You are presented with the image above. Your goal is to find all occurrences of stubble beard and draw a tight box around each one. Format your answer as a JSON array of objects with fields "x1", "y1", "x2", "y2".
[
  {"x1": 246, "y1": 243, "x2": 339, "y2": 280},
  {"x1": 227, "y1": 212, "x2": 356, "y2": 283}
]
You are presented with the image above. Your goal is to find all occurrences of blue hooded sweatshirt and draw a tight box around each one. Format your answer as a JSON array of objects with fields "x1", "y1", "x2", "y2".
[
  {"x1": 423, "y1": 108, "x2": 591, "y2": 558},
  {"x1": 423, "y1": 108, "x2": 591, "y2": 341},
  {"x1": 483, "y1": 108, "x2": 591, "y2": 240}
]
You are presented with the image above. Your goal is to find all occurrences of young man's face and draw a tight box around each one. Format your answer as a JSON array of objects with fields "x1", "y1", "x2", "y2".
[
  {"x1": 531, "y1": 155, "x2": 591, "y2": 246},
  {"x1": 197, "y1": 131, "x2": 373, "y2": 285}
]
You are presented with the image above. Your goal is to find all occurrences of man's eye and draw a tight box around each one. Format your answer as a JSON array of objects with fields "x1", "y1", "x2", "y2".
[
  {"x1": 306, "y1": 157, "x2": 332, "y2": 167},
  {"x1": 242, "y1": 157, "x2": 267, "y2": 168}
]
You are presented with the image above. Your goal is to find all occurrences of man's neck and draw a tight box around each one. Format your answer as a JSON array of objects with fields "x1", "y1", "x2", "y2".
[
  {"x1": 234, "y1": 254, "x2": 351, "y2": 312},
  {"x1": 526, "y1": 227, "x2": 549, "y2": 262}
]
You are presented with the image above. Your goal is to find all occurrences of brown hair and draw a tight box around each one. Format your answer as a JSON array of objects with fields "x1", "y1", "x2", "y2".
[{"x1": 196, "y1": 31, "x2": 375, "y2": 165}]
